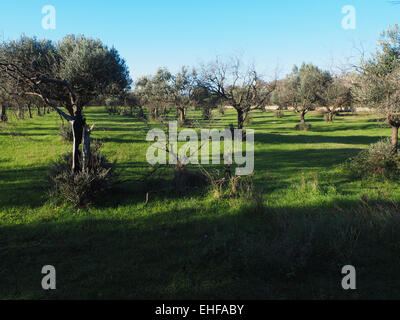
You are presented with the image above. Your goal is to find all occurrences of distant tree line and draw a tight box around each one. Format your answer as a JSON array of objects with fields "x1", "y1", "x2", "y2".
[{"x1": 1, "y1": 24, "x2": 400, "y2": 161}]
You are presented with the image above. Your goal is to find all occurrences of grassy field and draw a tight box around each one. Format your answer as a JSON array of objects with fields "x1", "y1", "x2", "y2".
[{"x1": 1, "y1": 107, "x2": 400, "y2": 299}]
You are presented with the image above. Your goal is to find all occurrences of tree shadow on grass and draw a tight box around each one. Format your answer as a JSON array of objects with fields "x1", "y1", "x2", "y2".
[
  {"x1": 1, "y1": 198, "x2": 400, "y2": 300},
  {"x1": 255, "y1": 133, "x2": 382, "y2": 146},
  {"x1": 255, "y1": 148, "x2": 362, "y2": 172},
  {"x1": 0, "y1": 166, "x2": 49, "y2": 209}
]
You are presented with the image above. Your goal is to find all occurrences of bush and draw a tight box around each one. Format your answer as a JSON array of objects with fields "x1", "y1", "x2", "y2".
[
  {"x1": 105, "y1": 106, "x2": 122, "y2": 115},
  {"x1": 47, "y1": 141, "x2": 116, "y2": 207},
  {"x1": 199, "y1": 165, "x2": 264, "y2": 212},
  {"x1": 347, "y1": 138, "x2": 400, "y2": 179},
  {"x1": 59, "y1": 124, "x2": 73, "y2": 142},
  {"x1": 295, "y1": 123, "x2": 312, "y2": 131}
]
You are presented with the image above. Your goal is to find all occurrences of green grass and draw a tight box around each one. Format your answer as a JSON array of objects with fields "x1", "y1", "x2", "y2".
[{"x1": 1, "y1": 107, "x2": 400, "y2": 299}]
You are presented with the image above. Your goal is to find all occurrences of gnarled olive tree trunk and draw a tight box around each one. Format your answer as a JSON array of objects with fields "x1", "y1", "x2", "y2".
[
  {"x1": 388, "y1": 116, "x2": 400, "y2": 153},
  {"x1": 27, "y1": 104, "x2": 33, "y2": 118},
  {"x1": 1, "y1": 104, "x2": 7, "y2": 122},
  {"x1": 17, "y1": 105, "x2": 24, "y2": 120},
  {"x1": 236, "y1": 108, "x2": 246, "y2": 130},
  {"x1": 328, "y1": 111, "x2": 334, "y2": 122},
  {"x1": 177, "y1": 107, "x2": 186, "y2": 122},
  {"x1": 71, "y1": 111, "x2": 93, "y2": 173},
  {"x1": 300, "y1": 110, "x2": 307, "y2": 124},
  {"x1": 71, "y1": 115, "x2": 84, "y2": 173}
]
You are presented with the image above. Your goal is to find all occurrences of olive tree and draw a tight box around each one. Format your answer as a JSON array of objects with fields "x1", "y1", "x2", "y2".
[
  {"x1": 323, "y1": 74, "x2": 352, "y2": 122},
  {"x1": 276, "y1": 64, "x2": 331, "y2": 126},
  {"x1": 0, "y1": 35, "x2": 131, "y2": 171},
  {"x1": 200, "y1": 57, "x2": 276, "y2": 129},
  {"x1": 169, "y1": 67, "x2": 197, "y2": 123},
  {"x1": 135, "y1": 68, "x2": 172, "y2": 120},
  {"x1": 354, "y1": 25, "x2": 400, "y2": 152},
  {"x1": 192, "y1": 85, "x2": 220, "y2": 120}
]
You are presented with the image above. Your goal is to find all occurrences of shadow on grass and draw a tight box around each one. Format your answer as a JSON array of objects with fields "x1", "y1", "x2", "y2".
[
  {"x1": 255, "y1": 133, "x2": 382, "y2": 146},
  {"x1": 1, "y1": 198, "x2": 400, "y2": 300},
  {"x1": 0, "y1": 166, "x2": 49, "y2": 208}
]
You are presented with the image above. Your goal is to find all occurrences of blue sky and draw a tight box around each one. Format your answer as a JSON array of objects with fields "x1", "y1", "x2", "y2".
[{"x1": 0, "y1": 0, "x2": 398, "y2": 80}]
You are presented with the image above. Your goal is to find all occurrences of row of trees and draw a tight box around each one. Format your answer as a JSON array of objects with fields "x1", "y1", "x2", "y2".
[
  {"x1": 1, "y1": 24, "x2": 400, "y2": 178},
  {"x1": 131, "y1": 59, "x2": 353, "y2": 130},
  {"x1": 132, "y1": 58, "x2": 276, "y2": 129},
  {"x1": 271, "y1": 64, "x2": 353, "y2": 126},
  {"x1": 131, "y1": 24, "x2": 400, "y2": 153}
]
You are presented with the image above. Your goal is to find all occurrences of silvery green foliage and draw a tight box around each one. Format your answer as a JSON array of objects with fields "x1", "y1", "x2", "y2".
[
  {"x1": 289, "y1": 63, "x2": 332, "y2": 113},
  {"x1": 57, "y1": 35, "x2": 132, "y2": 108},
  {"x1": 135, "y1": 66, "x2": 202, "y2": 122},
  {"x1": 135, "y1": 67, "x2": 172, "y2": 113},
  {"x1": 0, "y1": 36, "x2": 60, "y2": 103},
  {"x1": 0, "y1": 35, "x2": 132, "y2": 113},
  {"x1": 348, "y1": 138, "x2": 400, "y2": 179},
  {"x1": 354, "y1": 25, "x2": 400, "y2": 122}
]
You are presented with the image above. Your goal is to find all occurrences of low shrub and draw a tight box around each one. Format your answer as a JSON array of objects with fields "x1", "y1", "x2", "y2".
[
  {"x1": 295, "y1": 123, "x2": 312, "y2": 131},
  {"x1": 200, "y1": 165, "x2": 264, "y2": 213},
  {"x1": 47, "y1": 141, "x2": 116, "y2": 207},
  {"x1": 105, "y1": 106, "x2": 122, "y2": 115},
  {"x1": 347, "y1": 138, "x2": 400, "y2": 179}
]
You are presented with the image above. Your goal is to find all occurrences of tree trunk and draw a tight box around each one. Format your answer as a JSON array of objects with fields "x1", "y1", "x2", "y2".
[
  {"x1": 152, "y1": 107, "x2": 158, "y2": 120},
  {"x1": 27, "y1": 104, "x2": 33, "y2": 119},
  {"x1": 392, "y1": 125, "x2": 399, "y2": 153},
  {"x1": 1, "y1": 104, "x2": 7, "y2": 122},
  {"x1": 237, "y1": 109, "x2": 244, "y2": 130},
  {"x1": 71, "y1": 115, "x2": 84, "y2": 173},
  {"x1": 18, "y1": 106, "x2": 24, "y2": 120},
  {"x1": 178, "y1": 107, "x2": 186, "y2": 122},
  {"x1": 300, "y1": 110, "x2": 306, "y2": 124}
]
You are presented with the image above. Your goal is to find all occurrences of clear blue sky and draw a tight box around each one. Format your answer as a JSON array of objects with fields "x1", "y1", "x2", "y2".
[{"x1": 0, "y1": 0, "x2": 398, "y2": 80}]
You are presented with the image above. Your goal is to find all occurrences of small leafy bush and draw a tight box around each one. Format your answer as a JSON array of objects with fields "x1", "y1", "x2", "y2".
[
  {"x1": 200, "y1": 165, "x2": 264, "y2": 213},
  {"x1": 347, "y1": 138, "x2": 400, "y2": 179},
  {"x1": 47, "y1": 141, "x2": 116, "y2": 207},
  {"x1": 295, "y1": 123, "x2": 312, "y2": 131},
  {"x1": 105, "y1": 105, "x2": 122, "y2": 115}
]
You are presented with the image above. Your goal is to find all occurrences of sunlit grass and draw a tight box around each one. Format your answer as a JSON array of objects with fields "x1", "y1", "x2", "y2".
[{"x1": 1, "y1": 107, "x2": 400, "y2": 299}]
